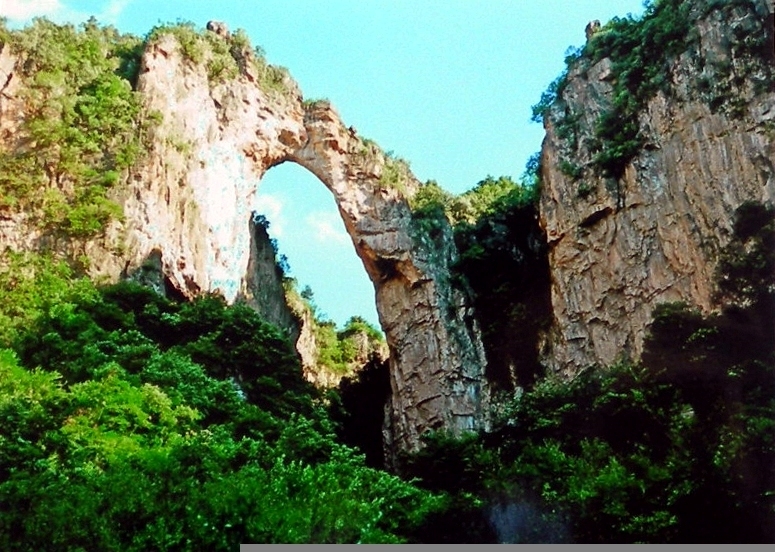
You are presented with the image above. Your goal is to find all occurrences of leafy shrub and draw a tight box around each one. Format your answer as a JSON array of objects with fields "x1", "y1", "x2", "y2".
[
  {"x1": 559, "y1": 160, "x2": 583, "y2": 180},
  {"x1": 452, "y1": 176, "x2": 537, "y2": 226},
  {"x1": 584, "y1": 0, "x2": 692, "y2": 177},
  {"x1": 530, "y1": 73, "x2": 568, "y2": 125},
  {"x1": 0, "y1": 280, "x2": 444, "y2": 547},
  {"x1": 409, "y1": 180, "x2": 453, "y2": 219},
  {"x1": 0, "y1": 251, "x2": 98, "y2": 347},
  {"x1": 1, "y1": 18, "x2": 142, "y2": 238},
  {"x1": 715, "y1": 201, "x2": 775, "y2": 309},
  {"x1": 378, "y1": 155, "x2": 412, "y2": 196}
]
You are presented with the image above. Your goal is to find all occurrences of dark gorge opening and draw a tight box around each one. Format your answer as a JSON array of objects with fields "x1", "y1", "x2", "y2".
[{"x1": 453, "y1": 200, "x2": 553, "y2": 392}]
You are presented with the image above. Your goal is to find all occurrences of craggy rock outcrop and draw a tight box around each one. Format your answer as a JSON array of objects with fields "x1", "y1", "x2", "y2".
[
  {"x1": 300, "y1": 316, "x2": 390, "y2": 390},
  {"x1": 0, "y1": 43, "x2": 35, "y2": 249},
  {"x1": 111, "y1": 32, "x2": 488, "y2": 455},
  {"x1": 280, "y1": 283, "x2": 390, "y2": 390},
  {"x1": 239, "y1": 215, "x2": 299, "y2": 340},
  {"x1": 539, "y1": 0, "x2": 775, "y2": 376}
]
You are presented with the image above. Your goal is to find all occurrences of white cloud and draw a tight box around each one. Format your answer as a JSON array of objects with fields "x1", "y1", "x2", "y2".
[
  {"x1": 307, "y1": 211, "x2": 349, "y2": 245},
  {"x1": 0, "y1": 0, "x2": 62, "y2": 21},
  {"x1": 1, "y1": 0, "x2": 131, "y2": 26},
  {"x1": 254, "y1": 194, "x2": 285, "y2": 238},
  {"x1": 100, "y1": 0, "x2": 130, "y2": 24}
]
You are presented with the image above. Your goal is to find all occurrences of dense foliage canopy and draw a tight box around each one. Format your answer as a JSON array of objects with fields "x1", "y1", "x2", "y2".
[{"x1": 0, "y1": 274, "x2": 443, "y2": 547}]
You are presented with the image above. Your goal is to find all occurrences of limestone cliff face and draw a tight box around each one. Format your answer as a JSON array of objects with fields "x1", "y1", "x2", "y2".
[
  {"x1": 539, "y1": 0, "x2": 775, "y2": 376},
  {"x1": 82, "y1": 31, "x2": 486, "y2": 454},
  {"x1": 0, "y1": 43, "x2": 35, "y2": 251},
  {"x1": 111, "y1": 33, "x2": 306, "y2": 301},
  {"x1": 292, "y1": 102, "x2": 489, "y2": 457}
]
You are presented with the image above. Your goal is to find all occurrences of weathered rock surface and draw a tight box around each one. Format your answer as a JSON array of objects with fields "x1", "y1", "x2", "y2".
[
  {"x1": 290, "y1": 102, "x2": 489, "y2": 457},
  {"x1": 0, "y1": 26, "x2": 489, "y2": 457},
  {"x1": 539, "y1": 0, "x2": 775, "y2": 377},
  {"x1": 120, "y1": 33, "x2": 489, "y2": 455},
  {"x1": 0, "y1": 43, "x2": 37, "y2": 250}
]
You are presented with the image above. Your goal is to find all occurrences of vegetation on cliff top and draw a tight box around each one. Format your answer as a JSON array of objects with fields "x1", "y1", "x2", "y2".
[
  {"x1": 532, "y1": 0, "x2": 773, "y2": 181},
  {"x1": 0, "y1": 17, "x2": 142, "y2": 242},
  {"x1": 530, "y1": 0, "x2": 692, "y2": 178},
  {"x1": 0, "y1": 17, "x2": 296, "y2": 252},
  {"x1": 145, "y1": 20, "x2": 295, "y2": 95}
]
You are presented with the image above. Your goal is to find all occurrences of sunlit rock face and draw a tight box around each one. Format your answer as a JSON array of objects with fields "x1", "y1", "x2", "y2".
[
  {"x1": 95, "y1": 31, "x2": 488, "y2": 457},
  {"x1": 538, "y1": 0, "x2": 775, "y2": 377},
  {"x1": 0, "y1": 43, "x2": 39, "y2": 253},
  {"x1": 113, "y1": 33, "x2": 306, "y2": 301}
]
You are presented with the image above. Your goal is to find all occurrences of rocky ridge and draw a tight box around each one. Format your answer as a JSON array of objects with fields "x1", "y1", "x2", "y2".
[{"x1": 121, "y1": 31, "x2": 490, "y2": 456}]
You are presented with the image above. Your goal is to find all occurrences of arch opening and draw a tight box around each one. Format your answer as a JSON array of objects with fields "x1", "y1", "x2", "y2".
[{"x1": 254, "y1": 161, "x2": 381, "y2": 330}]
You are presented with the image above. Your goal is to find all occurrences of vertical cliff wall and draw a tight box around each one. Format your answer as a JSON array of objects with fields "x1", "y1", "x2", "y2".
[
  {"x1": 538, "y1": 0, "x2": 775, "y2": 376},
  {"x1": 292, "y1": 103, "x2": 489, "y2": 457}
]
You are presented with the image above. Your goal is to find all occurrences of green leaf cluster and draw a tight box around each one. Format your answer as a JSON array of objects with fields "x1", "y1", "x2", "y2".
[
  {"x1": 411, "y1": 176, "x2": 537, "y2": 229},
  {"x1": 377, "y1": 154, "x2": 413, "y2": 197},
  {"x1": 408, "y1": 175, "x2": 540, "y2": 250},
  {"x1": 0, "y1": 278, "x2": 441, "y2": 547},
  {"x1": 583, "y1": 0, "x2": 692, "y2": 177},
  {"x1": 145, "y1": 21, "x2": 293, "y2": 94},
  {"x1": 451, "y1": 185, "x2": 551, "y2": 391},
  {"x1": 313, "y1": 316, "x2": 385, "y2": 376},
  {"x1": 535, "y1": 0, "x2": 773, "y2": 181},
  {"x1": 0, "y1": 18, "x2": 143, "y2": 237},
  {"x1": 530, "y1": 73, "x2": 568, "y2": 126},
  {"x1": 0, "y1": 251, "x2": 99, "y2": 347}
]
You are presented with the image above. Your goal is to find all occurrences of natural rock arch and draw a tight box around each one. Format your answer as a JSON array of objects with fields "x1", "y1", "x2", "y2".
[
  {"x1": 110, "y1": 32, "x2": 489, "y2": 457},
  {"x1": 290, "y1": 103, "x2": 490, "y2": 457}
]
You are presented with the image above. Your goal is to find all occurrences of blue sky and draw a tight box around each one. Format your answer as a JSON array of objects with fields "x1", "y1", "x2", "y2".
[{"x1": 2, "y1": 0, "x2": 646, "y2": 328}]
